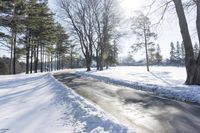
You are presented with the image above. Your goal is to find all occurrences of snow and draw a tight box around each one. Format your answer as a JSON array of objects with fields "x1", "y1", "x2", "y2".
[
  {"x1": 0, "y1": 73, "x2": 132, "y2": 133},
  {"x1": 76, "y1": 66, "x2": 200, "y2": 104}
]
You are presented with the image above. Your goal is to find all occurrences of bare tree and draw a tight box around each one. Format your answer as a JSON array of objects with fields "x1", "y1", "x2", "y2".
[
  {"x1": 148, "y1": 0, "x2": 200, "y2": 84},
  {"x1": 172, "y1": 0, "x2": 200, "y2": 84},
  {"x1": 59, "y1": 0, "x2": 95, "y2": 71},
  {"x1": 91, "y1": 0, "x2": 119, "y2": 70}
]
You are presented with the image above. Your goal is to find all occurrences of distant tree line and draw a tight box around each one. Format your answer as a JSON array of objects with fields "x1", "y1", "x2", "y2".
[
  {"x1": 124, "y1": 39, "x2": 199, "y2": 67},
  {"x1": 0, "y1": 56, "x2": 25, "y2": 75}
]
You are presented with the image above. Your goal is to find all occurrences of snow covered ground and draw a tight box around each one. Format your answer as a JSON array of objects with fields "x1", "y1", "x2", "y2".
[
  {"x1": 0, "y1": 73, "x2": 131, "y2": 133},
  {"x1": 76, "y1": 66, "x2": 200, "y2": 104}
]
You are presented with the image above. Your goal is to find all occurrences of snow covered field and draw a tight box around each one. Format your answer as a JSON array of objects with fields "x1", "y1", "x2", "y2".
[
  {"x1": 76, "y1": 66, "x2": 200, "y2": 104},
  {"x1": 0, "y1": 73, "x2": 131, "y2": 133}
]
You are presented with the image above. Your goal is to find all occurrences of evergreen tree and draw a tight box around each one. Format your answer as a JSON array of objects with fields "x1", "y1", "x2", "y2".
[
  {"x1": 55, "y1": 24, "x2": 70, "y2": 70},
  {"x1": 170, "y1": 42, "x2": 176, "y2": 64},
  {"x1": 0, "y1": 0, "x2": 26, "y2": 74},
  {"x1": 131, "y1": 12, "x2": 157, "y2": 71},
  {"x1": 69, "y1": 43, "x2": 78, "y2": 69},
  {"x1": 180, "y1": 41, "x2": 185, "y2": 65},
  {"x1": 0, "y1": 0, "x2": 70, "y2": 75},
  {"x1": 155, "y1": 44, "x2": 162, "y2": 65},
  {"x1": 148, "y1": 44, "x2": 156, "y2": 65},
  {"x1": 22, "y1": 0, "x2": 65, "y2": 73},
  {"x1": 175, "y1": 41, "x2": 182, "y2": 64},
  {"x1": 105, "y1": 40, "x2": 119, "y2": 68}
]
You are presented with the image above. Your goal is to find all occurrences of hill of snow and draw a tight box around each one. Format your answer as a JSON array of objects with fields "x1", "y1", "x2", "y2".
[{"x1": 0, "y1": 73, "x2": 131, "y2": 133}]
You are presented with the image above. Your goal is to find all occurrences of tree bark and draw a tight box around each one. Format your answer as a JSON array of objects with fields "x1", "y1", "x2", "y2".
[
  {"x1": 99, "y1": 49, "x2": 104, "y2": 71},
  {"x1": 26, "y1": 46, "x2": 30, "y2": 74},
  {"x1": 173, "y1": 0, "x2": 197, "y2": 84},
  {"x1": 10, "y1": 32, "x2": 14, "y2": 74},
  {"x1": 44, "y1": 52, "x2": 47, "y2": 72},
  {"x1": 70, "y1": 49, "x2": 73, "y2": 69},
  {"x1": 96, "y1": 50, "x2": 100, "y2": 70},
  {"x1": 13, "y1": 31, "x2": 17, "y2": 74},
  {"x1": 26, "y1": 30, "x2": 30, "y2": 74},
  {"x1": 86, "y1": 57, "x2": 91, "y2": 71},
  {"x1": 30, "y1": 46, "x2": 33, "y2": 74},
  {"x1": 51, "y1": 53, "x2": 53, "y2": 71},
  {"x1": 40, "y1": 45, "x2": 43, "y2": 72},
  {"x1": 34, "y1": 43, "x2": 39, "y2": 73},
  {"x1": 144, "y1": 29, "x2": 150, "y2": 72}
]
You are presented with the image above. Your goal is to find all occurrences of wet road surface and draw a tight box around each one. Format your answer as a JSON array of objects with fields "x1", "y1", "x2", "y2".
[{"x1": 54, "y1": 71, "x2": 200, "y2": 133}]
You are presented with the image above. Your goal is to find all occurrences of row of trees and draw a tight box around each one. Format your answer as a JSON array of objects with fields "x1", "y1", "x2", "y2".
[
  {"x1": 128, "y1": 41, "x2": 200, "y2": 66},
  {"x1": 129, "y1": 39, "x2": 199, "y2": 67},
  {"x1": 169, "y1": 41, "x2": 199, "y2": 65},
  {"x1": 0, "y1": 0, "x2": 71, "y2": 74},
  {"x1": 169, "y1": 41, "x2": 185, "y2": 65},
  {"x1": 58, "y1": 0, "x2": 119, "y2": 71}
]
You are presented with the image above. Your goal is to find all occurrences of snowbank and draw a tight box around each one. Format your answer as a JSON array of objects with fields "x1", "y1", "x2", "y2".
[
  {"x1": 0, "y1": 73, "x2": 132, "y2": 133},
  {"x1": 76, "y1": 66, "x2": 200, "y2": 104}
]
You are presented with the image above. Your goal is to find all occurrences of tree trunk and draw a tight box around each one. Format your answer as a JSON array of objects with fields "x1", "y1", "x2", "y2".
[
  {"x1": 86, "y1": 59, "x2": 91, "y2": 71},
  {"x1": 70, "y1": 50, "x2": 73, "y2": 69},
  {"x1": 85, "y1": 53, "x2": 91, "y2": 71},
  {"x1": 96, "y1": 50, "x2": 100, "y2": 70},
  {"x1": 13, "y1": 31, "x2": 17, "y2": 74},
  {"x1": 44, "y1": 52, "x2": 47, "y2": 72},
  {"x1": 56, "y1": 53, "x2": 58, "y2": 70},
  {"x1": 51, "y1": 53, "x2": 53, "y2": 71},
  {"x1": 61, "y1": 56, "x2": 64, "y2": 69},
  {"x1": 192, "y1": 0, "x2": 200, "y2": 84},
  {"x1": 40, "y1": 45, "x2": 43, "y2": 72},
  {"x1": 144, "y1": 29, "x2": 150, "y2": 72},
  {"x1": 30, "y1": 46, "x2": 33, "y2": 74},
  {"x1": 34, "y1": 43, "x2": 39, "y2": 73},
  {"x1": 26, "y1": 47, "x2": 30, "y2": 74},
  {"x1": 10, "y1": 32, "x2": 14, "y2": 75},
  {"x1": 99, "y1": 50, "x2": 103, "y2": 71},
  {"x1": 57, "y1": 52, "x2": 60, "y2": 70},
  {"x1": 26, "y1": 31, "x2": 30, "y2": 74},
  {"x1": 173, "y1": 0, "x2": 197, "y2": 84}
]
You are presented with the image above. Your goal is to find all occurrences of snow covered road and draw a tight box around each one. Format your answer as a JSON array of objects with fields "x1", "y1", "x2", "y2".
[
  {"x1": 54, "y1": 72, "x2": 200, "y2": 133},
  {"x1": 0, "y1": 73, "x2": 130, "y2": 133}
]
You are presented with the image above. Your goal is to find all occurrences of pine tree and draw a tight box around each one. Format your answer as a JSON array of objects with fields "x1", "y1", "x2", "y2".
[
  {"x1": 170, "y1": 42, "x2": 176, "y2": 65},
  {"x1": 155, "y1": 44, "x2": 162, "y2": 65},
  {"x1": 131, "y1": 12, "x2": 157, "y2": 71},
  {"x1": 148, "y1": 44, "x2": 156, "y2": 65},
  {"x1": 54, "y1": 24, "x2": 70, "y2": 70},
  {"x1": 0, "y1": 0, "x2": 26, "y2": 74},
  {"x1": 180, "y1": 41, "x2": 185, "y2": 65},
  {"x1": 23, "y1": 0, "x2": 62, "y2": 73},
  {"x1": 1, "y1": 0, "x2": 70, "y2": 74},
  {"x1": 104, "y1": 40, "x2": 119, "y2": 68},
  {"x1": 175, "y1": 41, "x2": 182, "y2": 64}
]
